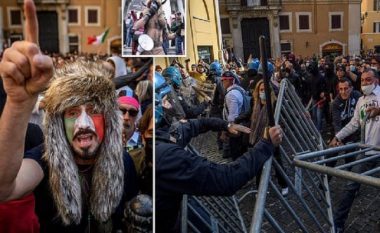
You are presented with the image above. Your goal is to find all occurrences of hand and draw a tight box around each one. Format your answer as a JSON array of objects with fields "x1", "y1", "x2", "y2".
[
  {"x1": 0, "y1": 0, "x2": 53, "y2": 105},
  {"x1": 366, "y1": 106, "x2": 380, "y2": 119},
  {"x1": 329, "y1": 137, "x2": 343, "y2": 147},
  {"x1": 204, "y1": 95, "x2": 212, "y2": 103},
  {"x1": 227, "y1": 123, "x2": 251, "y2": 135},
  {"x1": 265, "y1": 125, "x2": 283, "y2": 147}
]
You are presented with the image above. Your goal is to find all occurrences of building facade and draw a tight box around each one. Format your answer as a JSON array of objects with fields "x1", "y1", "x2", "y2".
[
  {"x1": 157, "y1": 0, "x2": 222, "y2": 67},
  {"x1": 361, "y1": 0, "x2": 380, "y2": 53},
  {"x1": 219, "y1": 0, "x2": 361, "y2": 60},
  {"x1": 0, "y1": 0, "x2": 122, "y2": 55}
]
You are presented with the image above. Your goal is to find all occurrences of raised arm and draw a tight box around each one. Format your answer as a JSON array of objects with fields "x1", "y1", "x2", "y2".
[{"x1": 0, "y1": 0, "x2": 53, "y2": 201}]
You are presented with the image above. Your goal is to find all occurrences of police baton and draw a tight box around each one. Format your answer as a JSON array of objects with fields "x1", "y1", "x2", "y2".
[
  {"x1": 112, "y1": 58, "x2": 153, "y2": 89},
  {"x1": 250, "y1": 35, "x2": 277, "y2": 233}
]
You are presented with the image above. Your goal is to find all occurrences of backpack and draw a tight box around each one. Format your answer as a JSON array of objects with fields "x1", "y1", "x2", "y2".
[{"x1": 226, "y1": 86, "x2": 251, "y2": 115}]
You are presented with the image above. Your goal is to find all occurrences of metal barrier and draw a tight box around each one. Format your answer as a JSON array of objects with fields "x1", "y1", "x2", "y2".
[
  {"x1": 250, "y1": 79, "x2": 334, "y2": 233},
  {"x1": 294, "y1": 143, "x2": 380, "y2": 188},
  {"x1": 181, "y1": 79, "x2": 335, "y2": 232}
]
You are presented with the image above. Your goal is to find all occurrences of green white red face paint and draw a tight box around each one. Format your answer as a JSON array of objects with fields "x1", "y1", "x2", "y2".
[{"x1": 64, "y1": 105, "x2": 105, "y2": 147}]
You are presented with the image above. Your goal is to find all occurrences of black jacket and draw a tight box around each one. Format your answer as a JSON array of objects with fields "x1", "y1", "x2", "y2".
[
  {"x1": 155, "y1": 118, "x2": 274, "y2": 232},
  {"x1": 331, "y1": 90, "x2": 361, "y2": 142}
]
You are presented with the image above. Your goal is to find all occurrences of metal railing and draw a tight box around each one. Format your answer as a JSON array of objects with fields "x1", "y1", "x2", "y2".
[
  {"x1": 250, "y1": 79, "x2": 334, "y2": 233},
  {"x1": 182, "y1": 79, "x2": 335, "y2": 232},
  {"x1": 294, "y1": 143, "x2": 380, "y2": 188}
]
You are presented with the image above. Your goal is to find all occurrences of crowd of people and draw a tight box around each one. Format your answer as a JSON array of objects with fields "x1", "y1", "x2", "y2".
[
  {"x1": 154, "y1": 52, "x2": 380, "y2": 232},
  {"x1": 123, "y1": 1, "x2": 184, "y2": 55},
  {"x1": 0, "y1": 1, "x2": 153, "y2": 232}
]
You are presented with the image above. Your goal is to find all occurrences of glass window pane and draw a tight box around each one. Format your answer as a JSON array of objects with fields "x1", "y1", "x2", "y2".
[
  {"x1": 280, "y1": 15, "x2": 289, "y2": 30},
  {"x1": 299, "y1": 15, "x2": 309, "y2": 30},
  {"x1": 88, "y1": 9, "x2": 98, "y2": 23},
  {"x1": 10, "y1": 10, "x2": 21, "y2": 25},
  {"x1": 68, "y1": 9, "x2": 78, "y2": 23}
]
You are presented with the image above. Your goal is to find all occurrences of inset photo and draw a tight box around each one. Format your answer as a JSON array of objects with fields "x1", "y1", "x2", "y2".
[{"x1": 122, "y1": 0, "x2": 186, "y2": 57}]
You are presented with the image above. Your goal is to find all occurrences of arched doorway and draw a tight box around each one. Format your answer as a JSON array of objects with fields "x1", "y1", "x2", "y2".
[{"x1": 321, "y1": 42, "x2": 343, "y2": 58}]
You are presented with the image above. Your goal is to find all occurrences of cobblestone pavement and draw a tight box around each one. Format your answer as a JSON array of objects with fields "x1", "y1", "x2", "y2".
[{"x1": 190, "y1": 129, "x2": 380, "y2": 233}]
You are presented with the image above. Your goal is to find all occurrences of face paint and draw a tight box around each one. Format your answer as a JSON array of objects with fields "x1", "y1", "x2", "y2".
[
  {"x1": 91, "y1": 114, "x2": 105, "y2": 143},
  {"x1": 64, "y1": 117, "x2": 76, "y2": 144},
  {"x1": 64, "y1": 106, "x2": 105, "y2": 145}
]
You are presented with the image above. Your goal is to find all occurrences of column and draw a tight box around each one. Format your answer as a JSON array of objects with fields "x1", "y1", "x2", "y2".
[
  {"x1": 269, "y1": 12, "x2": 281, "y2": 58},
  {"x1": 59, "y1": 4, "x2": 68, "y2": 54},
  {"x1": 230, "y1": 12, "x2": 244, "y2": 60}
]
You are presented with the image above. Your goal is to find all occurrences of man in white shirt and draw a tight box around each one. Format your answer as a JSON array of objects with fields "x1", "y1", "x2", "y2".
[{"x1": 330, "y1": 68, "x2": 380, "y2": 233}]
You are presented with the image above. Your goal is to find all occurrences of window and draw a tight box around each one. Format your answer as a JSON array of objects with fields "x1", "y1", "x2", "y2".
[
  {"x1": 221, "y1": 18, "x2": 231, "y2": 34},
  {"x1": 299, "y1": 16, "x2": 309, "y2": 29},
  {"x1": 280, "y1": 41, "x2": 292, "y2": 54},
  {"x1": 85, "y1": 6, "x2": 100, "y2": 26},
  {"x1": 296, "y1": 12, "x2": 312, "y2": 32},
  {"x1": 279, "y1": 12, "x2": 292, "y2": 32},
  {"x1": 198, "y1": 46, "x2": 213, "y2": 64},
  {"x1": 67, "y1": 6, "x2": 80, "y2": 25},
  {"x1": 374, "y1": 0, "x2": 380, "y2": 11},
  {"x1": 329, "y1": 12, "x2": 343, "y2": 31},
  {"x1": 374, "y1": 22, "x2": 380, "y2": 33},
  {"x1": 68, "y1": 35, "x2": 79, "y2": 53},
  {"x1": 7, "y1": 7, "x2": 22, "y2": 27}
]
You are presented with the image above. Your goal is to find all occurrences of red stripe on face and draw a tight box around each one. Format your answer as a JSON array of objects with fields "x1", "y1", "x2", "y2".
[{"x1": 91, "y1": 114, "x2": 105, "y2": 143}]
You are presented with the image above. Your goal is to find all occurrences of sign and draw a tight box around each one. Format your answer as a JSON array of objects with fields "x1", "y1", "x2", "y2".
[{"x1": 322, "y1": 43, "x2": 342, "y2": 52}]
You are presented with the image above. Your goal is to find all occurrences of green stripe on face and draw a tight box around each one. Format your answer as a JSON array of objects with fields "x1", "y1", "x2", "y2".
[{"x1": 64, "y1": 117, "x2": 76, "y2": 144}]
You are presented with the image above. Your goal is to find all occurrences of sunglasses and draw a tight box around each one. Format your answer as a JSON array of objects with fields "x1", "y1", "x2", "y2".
[{"x1": 120, "y1": 108, "x2": 138, "y2": 117}]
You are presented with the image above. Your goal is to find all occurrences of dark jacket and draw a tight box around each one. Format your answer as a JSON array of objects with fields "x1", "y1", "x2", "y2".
[
  {"x1": 155, "y1": 118, "x2": 274, "y2": 233},
  {"x1": 331, "y1": 90, "x2": 361, "y2": 142}
]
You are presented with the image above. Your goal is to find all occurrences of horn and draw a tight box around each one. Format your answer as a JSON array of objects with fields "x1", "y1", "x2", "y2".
[
  {"x1": 112, "y1": 58, "x2": 153, "y2": 89},
  {"x1": 161, "y1": 0, "x2": 167, "y2": 5}
]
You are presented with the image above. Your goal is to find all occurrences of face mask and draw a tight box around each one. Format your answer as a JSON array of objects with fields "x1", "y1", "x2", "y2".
[
  {"x1": 259, "y1": 92, "x2": 266, "y2": 100},
  {"x1": 361, "y1": 83, "x2": 375, "y2": 96},
  {"x1": 350, "y1": 65, "x2": 356, "y2": 72},
  {"x1": 371, "y1": 66, "x2": 378, "y2": 71}
]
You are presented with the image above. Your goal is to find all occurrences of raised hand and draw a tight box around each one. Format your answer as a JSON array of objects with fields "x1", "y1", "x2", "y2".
[
  {"x1": 0, "y1": 0, "x2": 53, "y2": 105},
  {"x1": 267, "y1": 125, "x2": 283, "y2": 147}
]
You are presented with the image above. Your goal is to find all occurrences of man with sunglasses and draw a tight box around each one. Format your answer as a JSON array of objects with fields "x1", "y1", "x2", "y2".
[
  {"x1": 118, "y1": 96, "x2": 147, "y2": 175},
  {"x1": 118, "y1": 96, "x2": 140, "y2": 148}
]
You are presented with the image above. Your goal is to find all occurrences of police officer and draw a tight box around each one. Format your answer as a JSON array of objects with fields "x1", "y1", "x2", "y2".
[{"x1": 155, "y1": 72, "x2": 283, "y2": 233}]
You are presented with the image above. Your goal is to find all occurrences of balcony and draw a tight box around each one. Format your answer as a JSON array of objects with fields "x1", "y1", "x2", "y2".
[
  {"x1": 221, "y1": 0, "x2": 282, "y2": 12},
  {"x1": 17, "y1": 0, "x2": 70, "y2": 4}
]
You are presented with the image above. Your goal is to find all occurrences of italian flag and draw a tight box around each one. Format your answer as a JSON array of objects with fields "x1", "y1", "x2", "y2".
[{"x1": 87, "y1": 28, "x2": 110, "y2": 45}]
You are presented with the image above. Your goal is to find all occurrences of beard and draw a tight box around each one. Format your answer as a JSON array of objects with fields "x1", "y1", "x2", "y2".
[{"x1": 72, "y1": 143, "x2": 100, "y2": 160}]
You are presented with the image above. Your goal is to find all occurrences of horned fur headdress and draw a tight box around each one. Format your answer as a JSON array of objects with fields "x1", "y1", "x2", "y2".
[{"x1": 42, "y1": 60, "x2": 124, "y2": 225}]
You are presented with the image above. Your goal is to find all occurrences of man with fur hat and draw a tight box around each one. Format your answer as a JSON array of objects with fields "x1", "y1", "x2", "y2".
[{"x1": 0, "y1": 1, "x2": 138, "y2": 232}]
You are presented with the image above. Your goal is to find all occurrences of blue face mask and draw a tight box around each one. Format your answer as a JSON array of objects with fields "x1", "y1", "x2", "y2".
[
  {"x1": 350, "y1": 65, "x2": 356, "y2": 72},
  {"x1": 259, "y1": 92, "x2": 266, "y2": 100}
]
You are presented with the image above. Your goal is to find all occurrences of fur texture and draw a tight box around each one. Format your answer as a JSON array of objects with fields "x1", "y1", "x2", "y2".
[{"x1": 42, "y1": 61, "x2": 124, "y2": 225}]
